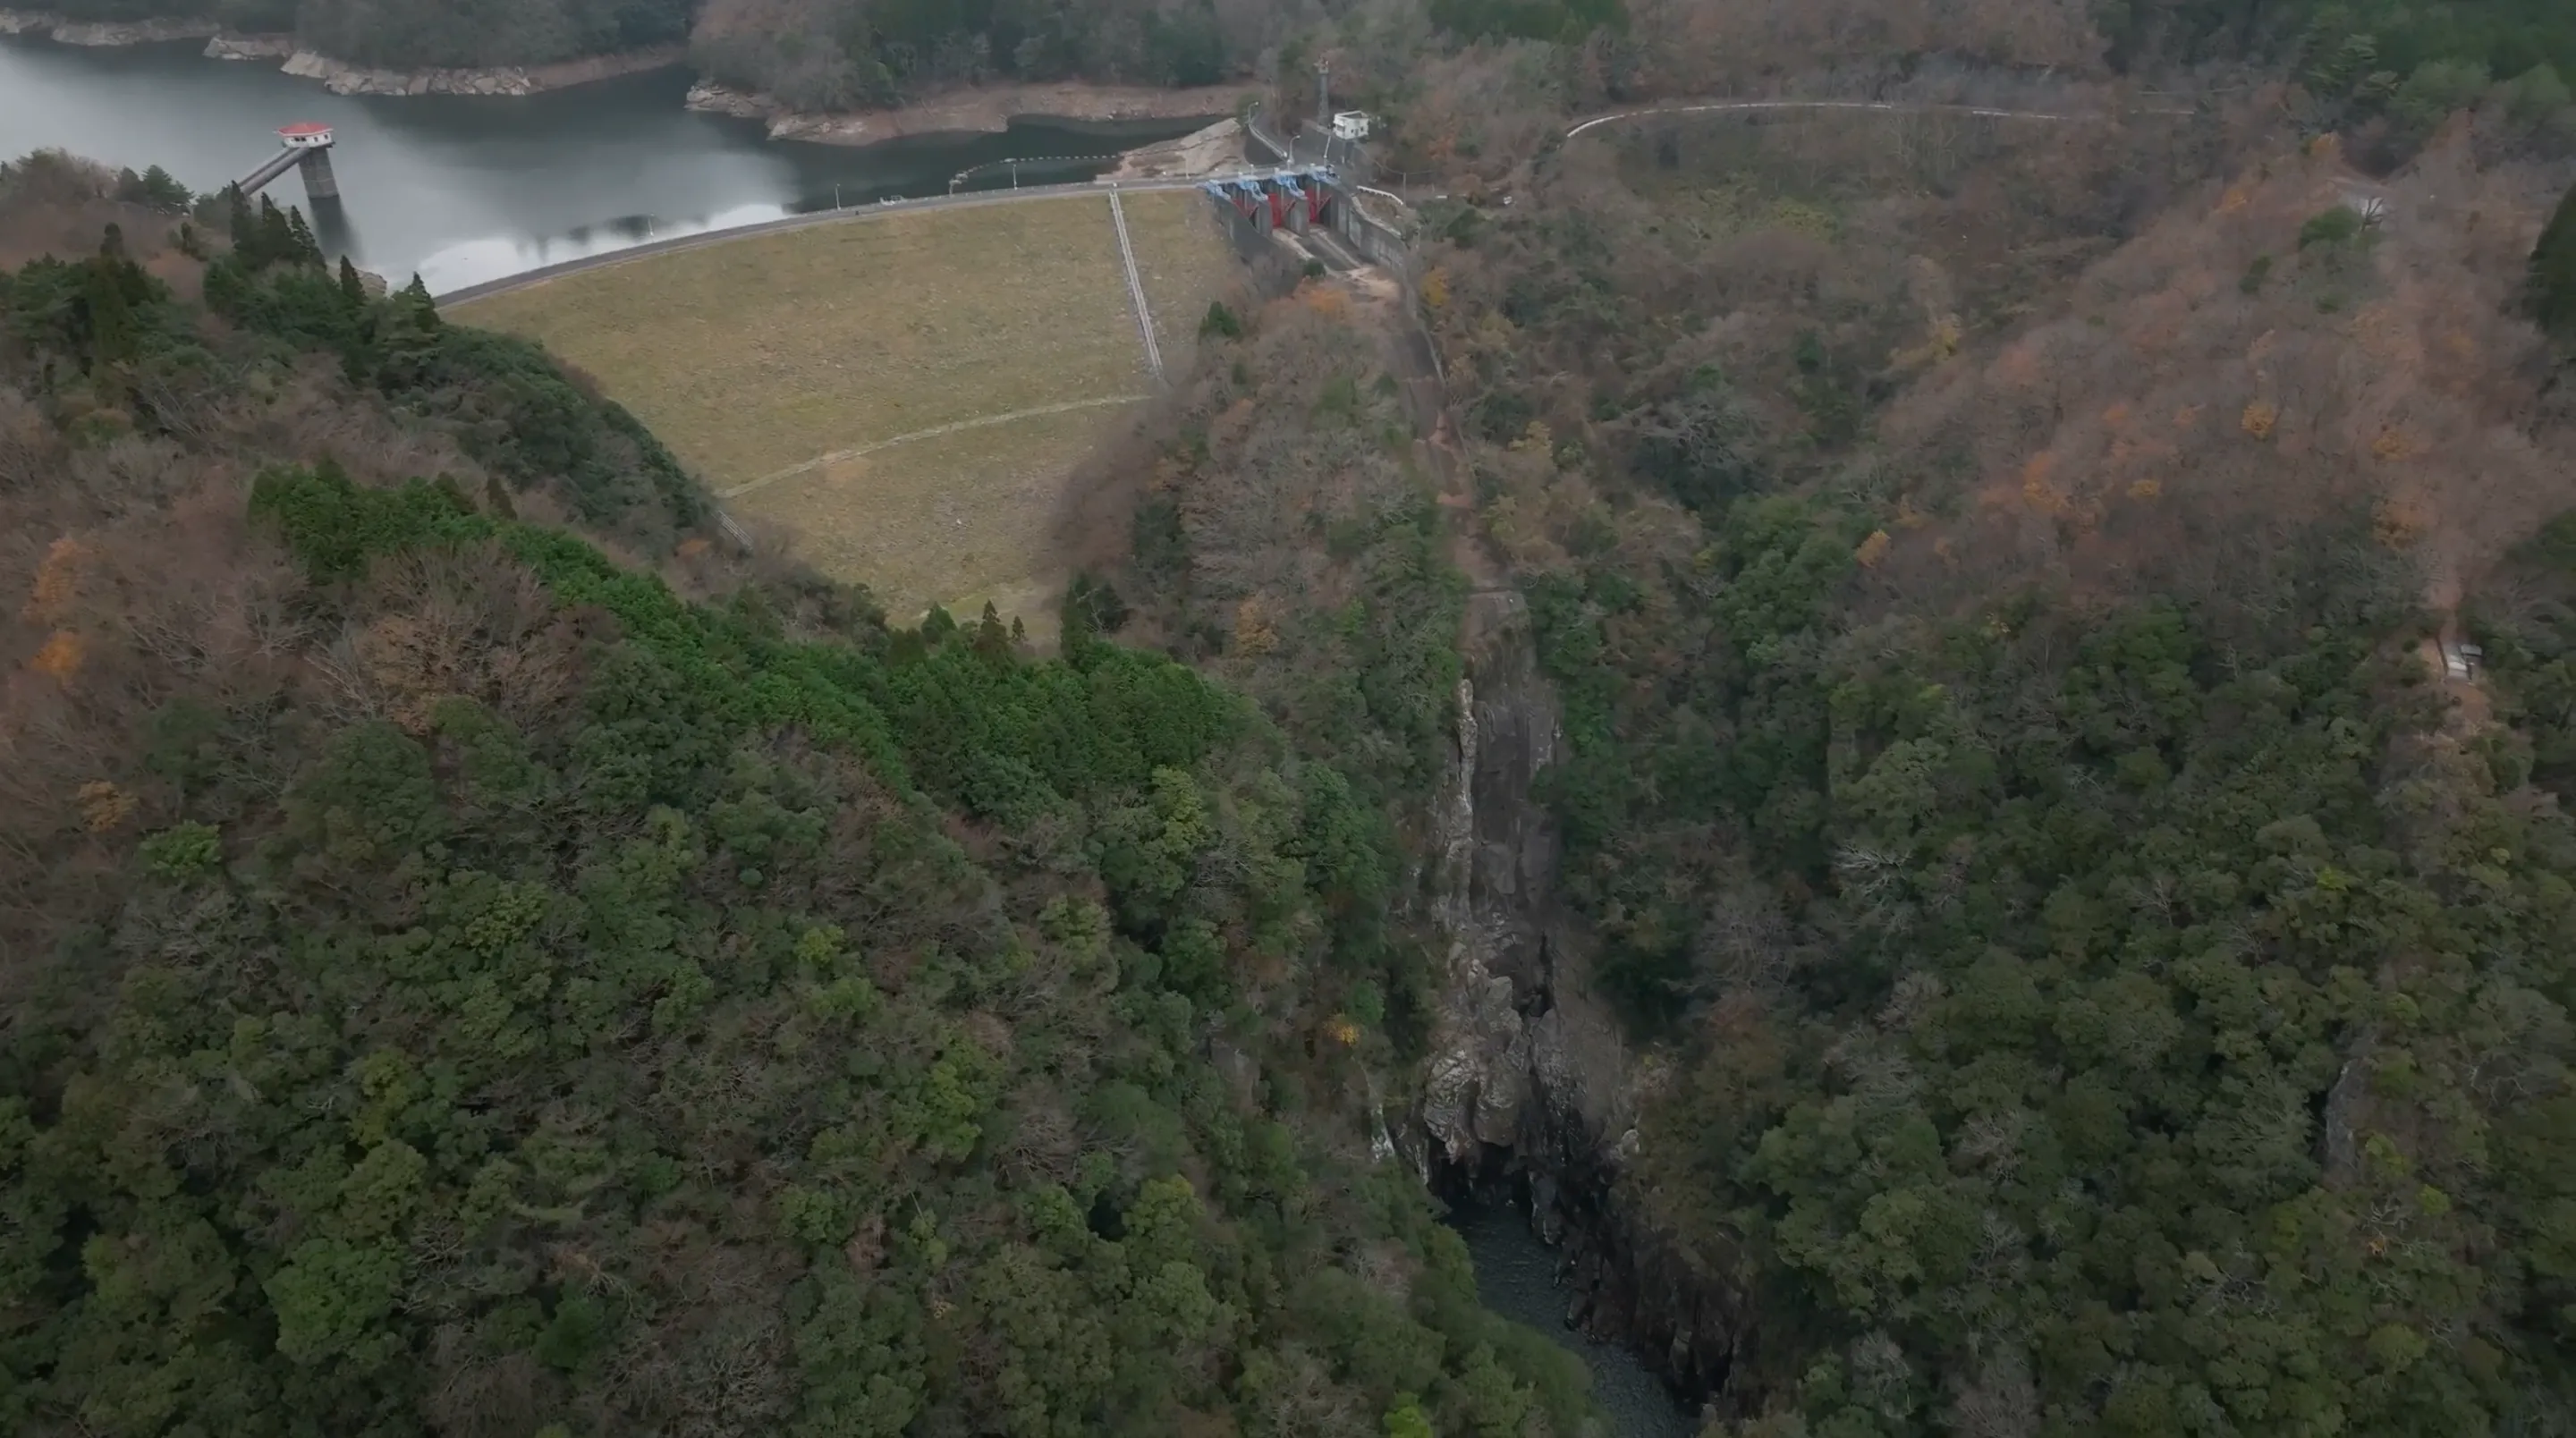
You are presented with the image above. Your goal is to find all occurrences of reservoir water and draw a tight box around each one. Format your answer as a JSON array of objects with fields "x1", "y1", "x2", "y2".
[
  {"x1": 0, "y1": 35, "x2": 1207, "y2": 292},
  {"x1": 1448, "y1": 1197, "x2": 1700, "y2": 1438}
]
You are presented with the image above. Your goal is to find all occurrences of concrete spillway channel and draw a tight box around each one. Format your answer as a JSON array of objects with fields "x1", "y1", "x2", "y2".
[{"x1": 1106, "y1": 188, "x2": 1166, "y2": 387}]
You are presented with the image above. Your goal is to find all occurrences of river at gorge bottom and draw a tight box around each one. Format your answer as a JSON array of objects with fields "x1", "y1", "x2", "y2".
[
  {"x1": 1, "y1": 36, "x2": 1212, "y2": 292},
  {"x1": 1448, "y1": 1195, "x2": 1700, "y2": 1438}
]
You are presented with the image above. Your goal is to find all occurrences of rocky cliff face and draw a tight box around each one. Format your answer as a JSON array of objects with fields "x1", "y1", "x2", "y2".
[{"x1": 1414, "y1": 585, "x2": 1741, "y2": 1409}]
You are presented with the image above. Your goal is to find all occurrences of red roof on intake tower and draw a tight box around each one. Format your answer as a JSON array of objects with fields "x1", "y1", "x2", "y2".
[{"x1": 277, "y1": 122, "x2": 333, "y2": 137}]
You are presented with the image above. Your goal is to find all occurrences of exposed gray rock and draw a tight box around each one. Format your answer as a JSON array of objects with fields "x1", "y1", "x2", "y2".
[
  {"x1": 1411, "y1": 581, "x2": 1743, "y2": 1408},
  {"x1": 276, "y1": 45, "x2": 681, "y2": 97},
  {"x1": 204, "y1": 33, "x2": 295, "y2": 61},
  {"x1": 1420, "y1": 588, "x2": 1626, "y2": 1163},
  {"x1": 684, "y1": 81, "x2": 772, "y2": 120}
]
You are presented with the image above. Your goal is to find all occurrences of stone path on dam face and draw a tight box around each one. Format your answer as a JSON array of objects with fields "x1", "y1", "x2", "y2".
[
  {"x1": 717, "y1": 394, "x2": 1153, "y2": 503},
  {"x1": 447, "y1": 185, "x2": 1238, "y2": 630}
]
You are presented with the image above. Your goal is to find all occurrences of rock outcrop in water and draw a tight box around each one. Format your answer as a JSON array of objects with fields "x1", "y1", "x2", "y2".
[{"x1": 1416, "y1": 576, "x2": 1741, "y2": 1413}]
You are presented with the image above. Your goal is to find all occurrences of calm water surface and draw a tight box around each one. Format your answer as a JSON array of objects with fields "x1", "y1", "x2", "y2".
[
  {"x1": 1450, "y1": 1197, "x2": 1699, "y2": 1438},
  {"x1": 0, "y1": 36, "x2": 1206, "y2": 292}
]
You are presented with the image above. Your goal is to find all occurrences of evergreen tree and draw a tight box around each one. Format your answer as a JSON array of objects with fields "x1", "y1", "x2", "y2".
[
  {"x1": 398, "y1": 275, "x2": 440, "y2": 331},
  {"x1": 139, "y1": 165, "x2": 191, "y2": 214},
  {"x1": 226, "y1": 186, "x2": 257, "y2": 260},
  {"x1": 372, "y1": 278, "x2": 444, "y2": 386},
  {"x1": 972, "y1": 601, "x2": 1012, "y2": 663},
  {"x1": 258, "y1": 195, "x2": 294, "y2": 269},
  {"x1": 285, "y1": 207, "x2": 321, "y2": 266},
  {"x1": 338, "y1": 255, "x2": 367, "y2": 308},
  {"x1": 2536, "y1": 181, "x2": 2576, "y2": 351},
  {"x1": 80, "y1": 250, "x2": 139, "y2": 376}
]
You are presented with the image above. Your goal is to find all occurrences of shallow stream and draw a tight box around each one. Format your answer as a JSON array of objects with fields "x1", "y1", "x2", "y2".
[{"x1": 1448, "y1": 1196, "x2": 1699, "y2": 1438}]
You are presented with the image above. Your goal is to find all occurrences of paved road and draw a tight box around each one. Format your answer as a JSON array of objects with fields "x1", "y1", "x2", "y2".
[
  {"x1": 1561, "y1": 95, "x2": 2195, "y2": 141},
  {"x1": 435, "y1": 176, "x2": 1216, "y2": 307}
]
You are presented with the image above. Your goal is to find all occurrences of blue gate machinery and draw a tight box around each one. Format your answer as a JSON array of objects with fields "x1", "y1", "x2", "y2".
[{"x1": 1203, "y1": 169, "x2": 1338, "y2": 229}]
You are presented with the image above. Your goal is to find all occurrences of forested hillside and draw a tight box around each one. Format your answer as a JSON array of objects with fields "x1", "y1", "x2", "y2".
[
  {"x1": 0, "y1": 153, "x2": 1605, "y2": 1437},
  {"x1": 12, "y1": 0, "x2": 2576, "y2": 1431},
  {"x1": 29, "y1": 0, "x2": 691, "y2": 69},
  {"x1": 23, "y1": 0, "x2": 2576, "y2": 122},
  {"x1": 1285, "y1": 0, "x2": 2576, "y2": 1430}
]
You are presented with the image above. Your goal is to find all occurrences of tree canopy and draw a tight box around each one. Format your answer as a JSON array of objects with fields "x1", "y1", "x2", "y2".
[{"x1": 0, "y1": 168, "x2": 1604, "y2": 1438}]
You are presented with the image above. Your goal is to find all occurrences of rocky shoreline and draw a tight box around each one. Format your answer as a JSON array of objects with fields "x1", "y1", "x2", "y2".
[
  {"x1": 0, "y1": 10, "x2": 215, "y2": 42},
  {"x1": 275, "y1": 43, "x2": 684, "y2": 97},
  {"x1": 205, "y1": 33, "x2": 295, "y2": 61},
  {"x1": 0, "y1": 13, "x2": 683, "y2": 96},
  {"x1": 0, "y1": 17, "x2": 1247, "y2": 132},
  {"x1": 1104, "y1": 119, "x2": 1255, "y2": 182},
  {"x1": 686, "y1": 79, "x2": 1257, "y2": 148}
]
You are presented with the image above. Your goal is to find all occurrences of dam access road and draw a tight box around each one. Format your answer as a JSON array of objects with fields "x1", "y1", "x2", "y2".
[{"x1": 434, "y1": 176, "x2": 1214, "y2": 305}]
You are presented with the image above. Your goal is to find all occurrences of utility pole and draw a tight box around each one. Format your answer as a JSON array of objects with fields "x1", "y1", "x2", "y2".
[{"x1": 1315, "y1": 58, "x2": 1332, "y2": 166}]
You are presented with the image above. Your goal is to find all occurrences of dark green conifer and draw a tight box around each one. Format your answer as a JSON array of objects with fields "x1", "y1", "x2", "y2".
[
  {"x1": 225, "y1": 186, "x2": 257, "y2": 258},
  {"x1": 973, "y1": 602, "x2": 1012, "y2": 663},
  {"x1": 2535, "y1": 182, "x2": 2576, "y2": 351},
  {"x1": 257, "y1": 195, "x2": 293, "y2": 268},
  {"x1": 285, "y1": 207, "x2": 321, "y2": 266},
  {"x1": 80, "y1": 252, "x2": 138, "y2": 376},
  {"x1": 399, "y1": 275, "x2": 440, "y2": 330}
]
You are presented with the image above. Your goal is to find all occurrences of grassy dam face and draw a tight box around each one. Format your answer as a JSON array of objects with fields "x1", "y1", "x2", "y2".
[{"x1": 452, "y1": 190, "x2": 1237, "y2": 626}]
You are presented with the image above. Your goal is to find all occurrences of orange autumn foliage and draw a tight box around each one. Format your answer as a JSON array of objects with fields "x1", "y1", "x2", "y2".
[
  {"x1": 24, "y1": 536, "x2": 87, "y2": 624},
  {"x1": 29, "y1": 630, "x2": 83, "y2": 681},
  {"x1": 76, "y1": 781, "x2": 136, "y2": 834}
]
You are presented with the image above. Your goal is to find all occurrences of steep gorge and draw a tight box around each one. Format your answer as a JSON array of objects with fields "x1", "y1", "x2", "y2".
[{"x1": 1413, "y1": 561, "x2": 1735, "y2": 1417}]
